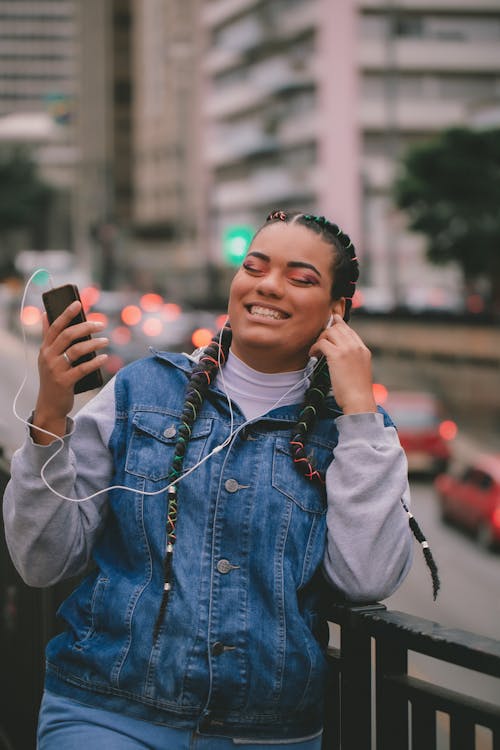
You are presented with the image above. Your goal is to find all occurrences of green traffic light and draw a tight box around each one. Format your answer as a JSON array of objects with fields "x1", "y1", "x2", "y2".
[
  {"x1": 222, "y1": 225, "x2": 254, "y2": 266},
  {"x1": 32, "y1": 270, "x2": 51, "y2": 286}
]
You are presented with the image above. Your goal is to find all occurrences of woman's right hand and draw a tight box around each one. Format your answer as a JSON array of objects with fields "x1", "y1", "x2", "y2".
[{"x1": 32, "y1": 301, "x2": 108, "y2": 445}]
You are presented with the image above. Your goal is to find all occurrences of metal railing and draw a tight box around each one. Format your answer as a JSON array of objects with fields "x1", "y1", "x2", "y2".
[{"x1": 323, "y1": 602, "x2": 500, "y2": 750}]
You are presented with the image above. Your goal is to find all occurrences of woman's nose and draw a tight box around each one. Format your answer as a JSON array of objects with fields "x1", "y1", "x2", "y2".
[{"x1": 255, "y1": 271, "x2": 285, "y2": 297}]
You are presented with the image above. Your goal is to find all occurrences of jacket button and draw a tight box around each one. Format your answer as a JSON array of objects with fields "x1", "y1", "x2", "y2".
[
  {"x1": 224, "y1": 478, "x2": 240, "y2": 493},
  {"x1": 217, "y1": 559, "x2": 237, "y2": 574},
  {"x1": 211, "y1": 641, "x2": 225, "y2": 656},
  {"x1": 163, "y1": 426, "x2": 176, "y2": 438}
]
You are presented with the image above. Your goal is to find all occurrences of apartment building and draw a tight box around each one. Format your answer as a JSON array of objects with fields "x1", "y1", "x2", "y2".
[
  {"x1": 131, "y1": 0, "x2": 206, "y2": 295},
  {"x1": 0, "y1": 0, "x2": 78, "y2": 249},
  {"x1": 74, "y1": 0, "x2": 133, "y2": 282},
  {"x1": 0, "y1": 0, "x2": 76, "y2": 120},
  {"x1": 201, "y1": 0, "x2": 500, "y2": 305}
]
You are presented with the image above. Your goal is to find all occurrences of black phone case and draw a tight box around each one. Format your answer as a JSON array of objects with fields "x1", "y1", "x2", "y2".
[{"x1": 42, "y1": 284, "x2": 103, "y2": 394}]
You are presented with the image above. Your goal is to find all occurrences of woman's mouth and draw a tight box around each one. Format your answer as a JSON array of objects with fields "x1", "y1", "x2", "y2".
[{"x1": 246, "y1": 305, "x2": 290, "y2": 320}]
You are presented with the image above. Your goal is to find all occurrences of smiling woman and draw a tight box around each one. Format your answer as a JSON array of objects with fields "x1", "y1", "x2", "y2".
[
  {"x1": 228, "y1": 219, "x2": 344, "y2": 373},
  {"x1": 3, "y1": 209, "x2": 434, "y2": 750}
]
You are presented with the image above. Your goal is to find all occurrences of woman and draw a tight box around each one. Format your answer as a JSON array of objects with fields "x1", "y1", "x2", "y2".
[{"x1": 3, "y1": 210, "x2": 429, "y2": 749}]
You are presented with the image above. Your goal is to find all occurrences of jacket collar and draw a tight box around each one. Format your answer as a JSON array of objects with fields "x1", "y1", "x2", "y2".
[{"x1": 149, "y1": 348, "x2": 342, "y2": 425}]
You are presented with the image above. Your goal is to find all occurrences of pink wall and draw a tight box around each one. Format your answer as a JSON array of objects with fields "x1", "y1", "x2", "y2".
[{"x1": 317, "y1": 0, "x2": 361, "y2": 250}]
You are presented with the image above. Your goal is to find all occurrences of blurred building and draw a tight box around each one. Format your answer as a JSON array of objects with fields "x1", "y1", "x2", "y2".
[
  {"x1": 0, "y1": 0, "x2": 78, "y2": 249},
  {"x1": 74, "y1": 0, "x2": 207, "y2": 297},
  {"x1": 131, "y1": 0, "x2": 206, "y2": 298},
  {"x1": 200, "y1": 0, "x2": 500, "y2": 307},
  {"x1": 74, "y1": 0, "x2": 133, "y2": 287}
]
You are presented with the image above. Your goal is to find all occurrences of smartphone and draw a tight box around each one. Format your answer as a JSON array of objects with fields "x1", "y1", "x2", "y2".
[{"x1": 42, "y1": 284, "x2": 103, "y2": 393}]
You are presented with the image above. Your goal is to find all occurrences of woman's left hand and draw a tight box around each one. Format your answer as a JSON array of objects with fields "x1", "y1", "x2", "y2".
[{"x1": 309, "y1": 313, "x2": 377, "y2": 415}]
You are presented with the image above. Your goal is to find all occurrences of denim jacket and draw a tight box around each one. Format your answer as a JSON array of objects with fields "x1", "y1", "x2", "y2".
[{"x1": 3, "y1": 351, "x2": 413, "y2": 740}]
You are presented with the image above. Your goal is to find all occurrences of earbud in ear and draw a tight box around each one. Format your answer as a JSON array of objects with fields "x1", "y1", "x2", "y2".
[{"x1": 325, "y1": 313, "x2": 334, "y2": 329}]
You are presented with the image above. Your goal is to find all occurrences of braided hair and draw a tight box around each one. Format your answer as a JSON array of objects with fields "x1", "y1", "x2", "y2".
[{"x1": 152, "y1": 210, "x2": 439, "y2": 640}]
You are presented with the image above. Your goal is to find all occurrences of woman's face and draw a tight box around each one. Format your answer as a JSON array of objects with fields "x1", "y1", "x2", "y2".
[{"x1": 228, "y1": 222, "x2": 345, "y2": 372}]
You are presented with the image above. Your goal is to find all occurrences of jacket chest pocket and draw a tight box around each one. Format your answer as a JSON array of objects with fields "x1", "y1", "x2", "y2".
[
  {"x1": 125, "y1": 411, "x2": 213, "y2": 482},
  {"x1": 272, "y1": 439, "x2": 333, "y2": 515}
]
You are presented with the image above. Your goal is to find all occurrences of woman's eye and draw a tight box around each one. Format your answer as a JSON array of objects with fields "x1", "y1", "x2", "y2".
[
  {"x1": 242, "y1": 263, "x2": 263, "y2": 274},
  {"x1": 290, "y1": 277, "x2": 316, "y2": 286}
]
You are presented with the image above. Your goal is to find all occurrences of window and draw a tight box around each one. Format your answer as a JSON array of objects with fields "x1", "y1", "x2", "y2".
[{"x1": 393, "y1": 15, "x2": 424, "y2": 38}]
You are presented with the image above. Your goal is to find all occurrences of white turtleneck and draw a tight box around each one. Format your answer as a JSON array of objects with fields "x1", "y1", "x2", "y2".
[{"x1": 214, "y1": 350, "x2": 309, "y2": 420}]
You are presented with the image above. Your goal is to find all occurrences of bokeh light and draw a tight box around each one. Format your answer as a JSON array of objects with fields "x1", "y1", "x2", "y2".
[
  {"x1": 162, "y1": 303, "x2": 181, "y2": 321},
  {"x1": 87, "y1": 311, "x2": 108, "y2": 326},
  {"x1": 80, "y1": 285, "x2": 100, "y2": 311},
  {"x1": 142, "y1": 317, "x2": 163, "y2": 337},
  {"x1": 111, "y1": 326, "x2": 132, "y2": 345},
  {"x1": 32, "y1": 270, "x2": 51, "y2": 287},
  {"x1": 20, "y1": 305, "x2": 42, "y2": 326},
  {"x1": 191, "y1": 328, "x2": 214, "y2": 348},
  {"x1": 140, "y1": 293, "x2": 163, "y2": 312},
  {"x1": 121, "y1": 305, "x2": 142, "y2": 326},
  {"x1": 439, "y1": 420, "x2": 458, "y2": 441}
]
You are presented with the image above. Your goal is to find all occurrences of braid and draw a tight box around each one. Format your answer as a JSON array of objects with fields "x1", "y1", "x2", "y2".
[
  {"x1": 152, "y1": 325, "x2": 232, "y2": 642},
  {"x1": 267, "y1": 210, "x2": 440, "y2": 599},
  {"x1": 401, "y1": 499, "x2": 440, "y2": 599},
  {"x1": 290, "y1": 358, "x2": 331, "y2": 488}
]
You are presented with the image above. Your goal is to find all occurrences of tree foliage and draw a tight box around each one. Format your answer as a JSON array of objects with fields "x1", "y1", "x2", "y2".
[
  {"x1": 393, "y1": 127, "x2": 500, "y2": 306},
  {"x1": 0, "y1": 146, "x2": 52, "y2": 233}
]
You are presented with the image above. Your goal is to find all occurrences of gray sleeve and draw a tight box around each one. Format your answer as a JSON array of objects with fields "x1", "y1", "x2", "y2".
[
  {"x1": 322, "y1": 411, "x2": 413, "y2": 603},
  {"x1": 2, "y1": 378, "x2": 117, "y2": 587}
]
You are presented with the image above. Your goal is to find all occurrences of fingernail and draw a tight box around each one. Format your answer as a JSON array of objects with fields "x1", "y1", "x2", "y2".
[{"x1": 91, "y1": 321, "x2": 105, "y2": 327}]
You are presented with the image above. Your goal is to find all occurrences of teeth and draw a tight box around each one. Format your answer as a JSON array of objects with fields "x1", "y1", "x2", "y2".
[{"x1": 249, "y1": 305, "x2": 286, "y2": 320}]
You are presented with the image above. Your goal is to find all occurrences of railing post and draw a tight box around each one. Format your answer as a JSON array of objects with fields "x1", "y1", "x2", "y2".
[
  {"x1": 412, "y1": 702, "x2": 437, "y2": 749},
  {"x1": 338, "y1": 605, "x2": 384, "y2": 750},
  {"x1": 450, "y1": 715, "x2": 475, "y2": 750},
  {"x1": 323, "y1": 646, "x2": 341, "y2": 750},
  {"x1": 376, "y1": 634, "x2": 409, "y2": 750}
]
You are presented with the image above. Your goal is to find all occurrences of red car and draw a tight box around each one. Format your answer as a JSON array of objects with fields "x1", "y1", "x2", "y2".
[
  {"x1": 434, "y1": 454, "x2": 500, "y2": 551},
  {"x1": 380, "y1": 390, "x2": 457, "y2": 475}
]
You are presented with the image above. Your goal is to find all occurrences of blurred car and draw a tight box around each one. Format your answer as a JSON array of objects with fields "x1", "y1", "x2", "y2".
[
  {"x1": 381, "y1": 390, "x2": 457, "y2": 475},
  {"x1": 434, "y1": 454, "x2": 500, "y2": 551}
]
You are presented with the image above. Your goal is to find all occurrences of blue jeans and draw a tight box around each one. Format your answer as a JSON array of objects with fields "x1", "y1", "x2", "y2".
[{"x1": 37, "y1": 692, "x2": 323, "y2": 750}]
